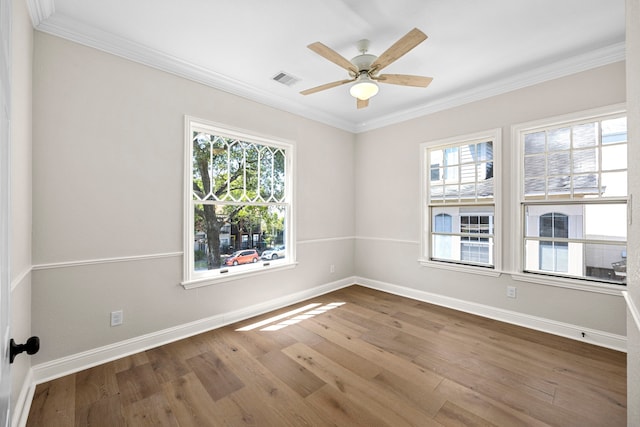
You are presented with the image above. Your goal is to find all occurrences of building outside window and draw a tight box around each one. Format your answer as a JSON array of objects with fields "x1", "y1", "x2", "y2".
[
  {"x1": 183, "y1": 118, "x2": 294, "y2": 287},
  {"x1": 514, "y1": 105, "x2": 627, "y2": 285},
  {"x1": 422, "y1": 129, "x2": 501, "y2": 271}
]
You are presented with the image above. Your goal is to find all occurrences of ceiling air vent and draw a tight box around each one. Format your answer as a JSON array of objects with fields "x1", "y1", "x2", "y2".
[{"x1": 272, "y1": 71, "x2": 300, "y2": 87}]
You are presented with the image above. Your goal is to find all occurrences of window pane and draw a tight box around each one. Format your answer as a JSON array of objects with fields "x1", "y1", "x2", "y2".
[
  {"x1": 476, "y1": 141, "x2": 493, "y2": 161},
  {"x1": 273, "y1": 149, "x2": 286, "y2": 202},
  {"x1": 525, "y1": 132, "x2": 545, "y2": 154},
  {"x1": 586, "y1": 243, "x2": 626, "y2": 284},
  {"x1": 524, "y1": 177, "x2": 545, "y2": 197},
  {"x1": 445, "y1": 147, "x2": 459, "y2": 166},
  {"x1": 460, "y1": 163, "x2": 476, "y2": 183},
  {"x1": 426, "y1": 132, "x2": 498, "y2": 268},
  {"x1": 573, "y1": 123, "x2": 597, "y2": 148},
  {"x1": 444, "y1": 166, "x2": 458, "y2": 184},
  {"x1": 572, "y1": 174, "x2": 599, "y2": 196},
  {"x1": 192, "y1": 133, "x2": 212, "y2": 200},
  {"x1": 259, "y1": 147, "x2": 274, "y2": 201},
  {"x1": 584, "y1": 204, "x2": 627, "y2": 239},
  {"x1": 194, "y1": 204, "x2": 286, "y2": 272},
  {"x1": 548, "y1": 128, "x2": 570, "y2": 151},
  {"x1": 602, "y1": 117, "x2": 627, "y2": 144},
  {"x1": 432, "y1": 234, "x2": 455, "y2": 260},
  {"x1": 601, "y1": 171, "x2": 627, "y2": 197},
  {"x1": 601, "y1": 145, "x2": 627, "y2": 171},
  {"x1": 547, "y1": 176, "x2": 570, "y2": 195},
  {"x1": 245, "y1": 143, "x2": 260, "y2": 202},
  {"x1": 547, "y1": 152, "x2": 570, "y2": 175},
  {"x1": 572, "y1": 148, "x2": 597, "y2": 174},
  {"x1": 524, "y1": 155, "x2": 545, "y2": 178}
]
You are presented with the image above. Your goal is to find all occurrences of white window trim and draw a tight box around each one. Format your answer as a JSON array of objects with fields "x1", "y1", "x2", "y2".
[
  {"x1": 509, "y1": 103, "x2": 627, "y2": 290},
  {"x1": 182, "y1": 116, "x2": 296, "y2": 289},
  {"x1": 419, "y1": 128, "x2": 502, "y2": 276}
]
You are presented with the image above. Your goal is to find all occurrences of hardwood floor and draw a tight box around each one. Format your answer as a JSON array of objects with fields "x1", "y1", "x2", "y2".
[{"x1": 26, "y1": 285, "x2": 626, "y2": 426}]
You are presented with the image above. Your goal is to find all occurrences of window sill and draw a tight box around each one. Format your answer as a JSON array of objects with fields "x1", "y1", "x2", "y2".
[
  {"x1": 418, "y1": 258, "x2": 502, "y2": 277},
  {"x1": 510, "y1": 272, "x2": 625, "y2": 296},
  {"x1": 181, "y1": 261, "x2": 298, "y2": 290}
]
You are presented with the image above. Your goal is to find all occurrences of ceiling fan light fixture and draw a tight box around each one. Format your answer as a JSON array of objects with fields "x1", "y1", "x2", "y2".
[{"x1": 349, "y1": 75, "x2": 379, "y2": 100}]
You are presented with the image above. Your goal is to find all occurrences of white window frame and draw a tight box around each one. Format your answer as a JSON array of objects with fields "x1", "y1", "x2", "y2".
[
  {"x1": 182, "y1": 116, "x2": 296, "y2": 289},
  {"x1": 510, "y1": 104, "x2": 627, "y2": 292},
  {"x1": 420, "y1": 128, "x2": 502, "y2": 276}
]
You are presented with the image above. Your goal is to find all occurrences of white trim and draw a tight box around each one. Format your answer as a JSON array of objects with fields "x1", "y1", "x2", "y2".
[
  {"x1": 418, "y1": 259, "x2": 502, "y2": 277},
  {"x1": 24, "y1": 0, "x2": 54, "y2": 27},
  {"x1": 356, "y1": 43, "x2": 625, "y2": 133},
  {"x1": 34, "y1": 13, "x2": 356, "y2": 133},
  {"x1": 28, "y1": 275, "x2": 627, "y2": 387},
  {"x1": 355, "y1": 236, "x2": 419, "y2": 245},
  {"x1": 183, "y1": 117, "x2": 296, "y2": 287},
  {"x1": 181, "y1": 262, "x2": 298, "y2": 290},
  {"x1": 510, "y1": 103, "x2": 628, "y2": 284},
  {"x1": 31, "y1": 252, "x2": 182, "y2": 271},
  {"x1": 11, "y1": 368, "x2": 35, "y2": 427},
  {"x1": 623, "y1": 291, "x2": 640, "y2": 333},
  {"x1": 27, "y1": 4, "x2": 624, "y2": 134},
  {"x1": 420, "y1": 128, "x2": 502, "y2": 271},
  {"x1": 298, "y1": 236, "x2": 356, "y2": 245},
  {"x1": 31, "y1": 277, "x2": 354, "y2": 384},
  {"x1": 511, "y1": 272, "x2": 625, "y2": 296},
  {"x1": 10, "y1": 267, "x2": 31, "y2": 292},
  {"x1": 356, "y1": 276, "x2": 627, "y2": 352}
]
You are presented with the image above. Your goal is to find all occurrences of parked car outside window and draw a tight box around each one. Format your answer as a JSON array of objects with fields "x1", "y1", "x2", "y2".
[
  {"x1": 261, "y1": 245, "x2": 285, "y2": 260},
  {"x1": 224, "y1": 249, "x2": 259, "y2": 266}
]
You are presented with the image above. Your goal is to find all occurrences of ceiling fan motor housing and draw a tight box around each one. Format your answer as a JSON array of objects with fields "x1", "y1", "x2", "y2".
[{"x1": 350, "y1": 53, "x2": 377, "y2": 75}]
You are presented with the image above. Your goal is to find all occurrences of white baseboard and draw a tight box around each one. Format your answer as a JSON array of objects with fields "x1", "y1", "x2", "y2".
[
  {"x1": 31, "y1": 277, "x2": 354, "y2": 385},
  {"x1": 29, "y1": 274, "x2": 626, "y2": 389},
  {"x1": 356, "y1": 277, "x2": 627, "y2": 352},
  {"x1": 12, "y1": 368, "x2": 35, "y2": 427}
]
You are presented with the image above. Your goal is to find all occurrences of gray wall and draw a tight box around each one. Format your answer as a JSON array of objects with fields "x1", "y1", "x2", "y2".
[
  {"x1": 354, "y1": 62, "x2": 627, "y2": 336},
  {"x1": 31, "y1": 33, "x2": 356, "y2": 363}
]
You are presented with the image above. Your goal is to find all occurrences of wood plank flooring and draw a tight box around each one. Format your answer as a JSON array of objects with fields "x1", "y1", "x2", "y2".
[{"x1": 26, "y1": 285, "x2": 626, "y2": 426}]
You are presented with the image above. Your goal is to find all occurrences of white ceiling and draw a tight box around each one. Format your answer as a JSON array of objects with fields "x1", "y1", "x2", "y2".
[{"x1": 28, "y1": 0, "x2": 626, "y2": 133}]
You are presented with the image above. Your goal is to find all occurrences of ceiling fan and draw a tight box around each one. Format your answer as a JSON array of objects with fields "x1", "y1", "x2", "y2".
[{"x1": 300, "y1": 28, "x2": 433, "y2": 109}]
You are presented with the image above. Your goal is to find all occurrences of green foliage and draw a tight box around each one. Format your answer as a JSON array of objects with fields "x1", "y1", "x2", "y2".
[{"x1": 192, "y1": 130, "x2": 287, "y2": 271}]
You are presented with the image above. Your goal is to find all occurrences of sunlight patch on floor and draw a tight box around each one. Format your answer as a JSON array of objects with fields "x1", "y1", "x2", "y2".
[{"x1": 236, "y1": 302, "x2": 346, "y2": 332}]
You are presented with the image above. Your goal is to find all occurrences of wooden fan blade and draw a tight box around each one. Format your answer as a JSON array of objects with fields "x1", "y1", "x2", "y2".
[
  {"x1": 370, "y1": 28, "x2": 427, "y2": 72},
  {"x1": 300, "y1": 79, "x2": 354, "y2": 95},
  {"x1": 375, "y1": 74, "x2": 433, "y2": 88},
  {"x1": 357, "y1": 98, "x2": 369, "y2": 109},
  {"x1": 307, "y1": 42, "x2": 357, "y2": 73}
]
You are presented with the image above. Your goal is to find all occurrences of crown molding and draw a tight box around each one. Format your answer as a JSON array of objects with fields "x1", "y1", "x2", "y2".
[
  {"x1": 356, "y1": 42, "x2": 626, "y2": 133},
  {"x1": 29, "y1": 2, "x2": 625, "y2": 134},
  {"x1": 25, "y1": 0, "x2": 54, "y2": 27},
  {"x1": 32, "y1": 11, "x2": 358, "y2": 132}
]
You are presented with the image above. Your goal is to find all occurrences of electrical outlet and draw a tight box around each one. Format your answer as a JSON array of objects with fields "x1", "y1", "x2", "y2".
[
  {"x1": 111, "y1": 310, "x2": 123, "y2": 327},
  {"x1": 330, "y1": 264, "x2": 335, "y2": 273},
  {"x1": 506, "y1": 286, "x2": 517, "y2": 299}
]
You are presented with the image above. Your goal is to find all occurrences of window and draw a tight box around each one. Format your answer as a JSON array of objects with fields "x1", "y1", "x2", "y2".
[
  {"x1": 421, "y1": 129, "x2": 501, "y2": 271},
  {"x1": 514, "y1": 106, "x2": 627, "y2": 285},
  {"x1": 183, "y1": 118, "x2": 294, "y2": 287}
]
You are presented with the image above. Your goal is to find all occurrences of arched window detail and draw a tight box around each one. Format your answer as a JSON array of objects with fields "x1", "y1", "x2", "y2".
[{"x1": 434, "y1": 213, "x2": 452, "y2": 233}]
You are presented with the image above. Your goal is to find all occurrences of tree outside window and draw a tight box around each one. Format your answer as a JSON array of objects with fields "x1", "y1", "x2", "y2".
[{"x1": 185, "y1": 119, "x2": 293, "y2": 285}]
